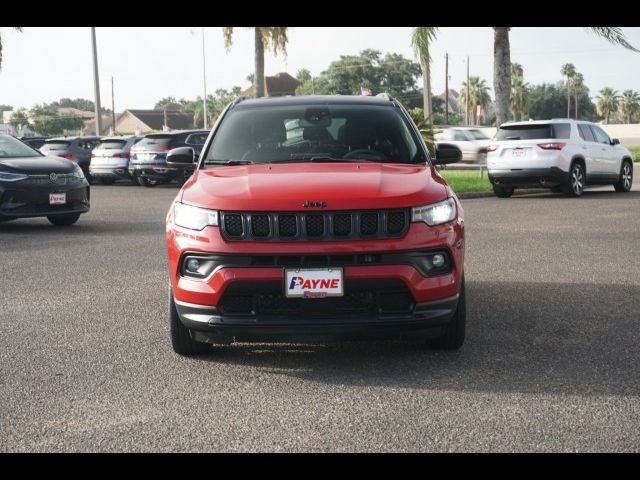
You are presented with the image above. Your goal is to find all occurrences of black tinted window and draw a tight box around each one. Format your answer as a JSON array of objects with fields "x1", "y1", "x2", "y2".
[
  {"x1": 97, "y1": 139, "x2": 127, "y2": 149},
  {"x1": 496, "y1": 123, "x2": 570, "y2": 140},
  {"x1": 206, "y1": 104, "x2": 423, "y2": 164},
  {"x1": 137, "y1": 135, "x2": 172, "y2": 147},
  {"x1": 590, "y1": 125, "x2": 611, "y2": 144},
  {"x1": 578, "y1": 124, "x2": 596, "y2": 142}
]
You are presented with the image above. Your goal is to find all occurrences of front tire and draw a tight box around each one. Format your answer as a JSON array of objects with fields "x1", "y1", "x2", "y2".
[
  {"x1": 169, "y1": 290, "x2": 210, "y2": 356},
  {"x1": 563, "y1": 162, "x2": 585, "y2": 197},
  {"x1": 614, "y1": 161, "x2": 633, "y2": 192},
  {"x1": 47, "y1": 213, "x2": 81, "y2": 226},
  {"x1": 493, "y1": 184, "x2": 514, "y2": 198},
  {"x1": 426, "y1": 276, "x2": 466, "y2": 350}
]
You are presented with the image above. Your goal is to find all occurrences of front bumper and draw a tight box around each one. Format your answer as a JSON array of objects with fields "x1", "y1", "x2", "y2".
[
  {"x1": 0, "y1": 181, "x2": 90, "y2": 218},
  {"x1": 488, "y1": 167, "x2": 569, "y2": 187}
]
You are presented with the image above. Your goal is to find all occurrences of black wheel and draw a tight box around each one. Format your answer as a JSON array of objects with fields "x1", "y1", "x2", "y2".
[
  {"x1": 426, "y1": 276, "x2": 466, "y2": 350},
  {"x1": 614, "y1": 161, "x2": 633, "y2": 192},
  {"x1": 563, "y1": 162, "x2": 585, "y2": 197},
  {"x1": 169, "y1": 289, "x2": 210, "y2": 356},
  {"x1": 99, "y1": 178, "x2": 115, "y2": 185},
  {"x1": 137, "y1": 176, "x2": 158, "y2": 188},
  {"x1": 492, "y1": 184, "x2": 514, "y2": 198},
  {"x1": 47, "y1": 213, "x2": 81, "y2": 226},
  {"x1": 130, "y1": 176, "x2": 139, "y2": 186}
]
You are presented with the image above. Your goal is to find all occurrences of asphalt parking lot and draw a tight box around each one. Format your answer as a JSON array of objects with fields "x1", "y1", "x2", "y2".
[{"x1": 1, "y1": 179, "x2": 639, "y2": 452}]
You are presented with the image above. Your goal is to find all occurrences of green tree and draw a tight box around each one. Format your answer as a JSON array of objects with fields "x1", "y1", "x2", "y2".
[
  {"x1": 408, "y1": 108, "x2": 435, "y2": 156},
  {"x1": 0, "y1": 104, "x2": 13, "y2": 113},
  {"x1": 571, "y1": 72, "x2": 585, "y2": 119},
  {"x1": 596, "y1": 87, "x2": 620, "y2": 124},
  {"x1": 295, "y1": 69, "x2": 312, "y2": 83},
  {"x1": 510, "y1": 76, "x2": 530, "y2": 121},
  {"x1": 223, "y1": 27, "x2": 288, "y2": 98},
  {"x1": 51, "y1": 98, "x2": 105, "y2": 112},
  {"x1": 528, "y1": 82, "x2": 597, "y2": 122},
  {"x1": 492, "y1": 27, "x2": 637, "y2": 126},
  {"x1": 511, "y1": 62, "x2": 523, "y2": 80},
  {"x1": 0, "y1": 27, "x2": 22, "y2": 70},
  {"x1": 619, "y1": 89, "x2": 640, "y2": 124},
  {"x1": 154, "y1": 96, "x2": 180, "y2": 110},
  {"x1": 411, "y1": 27, "x2": 438, "y2": 119},
  {"x1": 459, "y1": 76, "x2": 491, "y2": 125},
  {"x1": 560, "y1": 63, "x2": 576, "y2": 117},
  {"x1": 8, "y1": 108, "x2": 29, "y2": 130},
  {"x1": 30, "y1": 104, "x2": 84, "y2": 136}
]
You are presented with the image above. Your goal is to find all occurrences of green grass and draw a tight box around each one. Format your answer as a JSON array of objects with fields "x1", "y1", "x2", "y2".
[
  {"x1": 628, "y1": 146, "x2": 640, "y2": 162},
  {"x1": 438, "y1": 170, "x2": 493, "y2": 193}
]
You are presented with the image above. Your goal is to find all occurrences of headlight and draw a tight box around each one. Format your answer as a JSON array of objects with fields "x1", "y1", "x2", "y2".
[
  {"x1": 0, "y1": 171, "x2": 28, "y2": 182},
  {"x1": 411, "y1": 198, "x2": 456, "y2": 226},
  {"x1": 73, "y1": 165, "x2": 85, "y2": 179},
  {"x1": 173, "y1": 202, "x2": 218, "y2": 231}
]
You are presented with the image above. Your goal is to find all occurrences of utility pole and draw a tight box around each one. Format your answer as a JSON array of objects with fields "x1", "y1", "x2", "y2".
[
  {"x1": 466, "y1": 56, "x2": 470, "y2": 126},
  {"x1": 164, "y1": 106, "x2": 168, "y2": 131},
  {"x1": 91, "y1": 27, "x2": 102, "y2": 135},
  {"x1": 111, "y1": 76, "x2": 116, "y2": 135},
  {"x1": 445, "y1": 52, "x2": 449, "y2": 125},
  {"x1": 202, "y1": 27, "x2": 208, "y2": 129}
]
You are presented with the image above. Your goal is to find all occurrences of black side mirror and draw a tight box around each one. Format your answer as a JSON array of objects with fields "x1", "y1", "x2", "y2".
[
  {"x1": 166, "y1": 147, "x2": 196, "y2": 166},
  {"x1": 433, "y1": 142, "x2": 462, "y2": 165},
  {"x1": 611, "y1": 138, "x2": 620, "y2": 145}
]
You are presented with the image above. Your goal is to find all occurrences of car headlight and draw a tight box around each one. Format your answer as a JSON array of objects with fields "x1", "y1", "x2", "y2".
[
  {"x1": 73, "y1": 165, "x2": 85, "y2": 179},
  {"x1": 411, "y1": 198, "x2": 456, "y2": 226},
  {"x1": 0, "y1": 171, "x2": 28, "y2": 182},
  {"x1": 174, "y1": 202, "x2": 219, "y2": 231}
]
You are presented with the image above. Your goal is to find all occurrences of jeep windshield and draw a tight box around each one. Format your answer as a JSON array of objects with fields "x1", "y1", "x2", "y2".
[{"x1": 204, "y1": 104, "x2": 426, "y2": 165}]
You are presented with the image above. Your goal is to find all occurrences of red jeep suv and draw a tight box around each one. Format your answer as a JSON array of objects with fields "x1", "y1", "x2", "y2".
[{"x1": 165, "y1": 95, "x2": 465, "y2": 355}]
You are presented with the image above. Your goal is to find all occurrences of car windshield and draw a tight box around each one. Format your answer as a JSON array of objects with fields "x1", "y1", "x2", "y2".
[
  {"x1": 467, "y1": 129, "x2": 490, "y2": 140},
  {"x1": 0, "y1": 135, "x2": 42, "y2": 158},
  {"x1": 205, "y1": 104, "x2": 425, "y2": 165}
]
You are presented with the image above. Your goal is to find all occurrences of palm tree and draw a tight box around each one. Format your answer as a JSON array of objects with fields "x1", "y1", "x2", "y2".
[
  {"x1": 223, "y1": 27, "x2": 288, "y2": 98},
  {"x1": 0, "y1": 27, "x2": 23, "y2": 70},
  {"x1": 571, "y1": 72, "x2": 584, "y2": 119},
  {"x1": 411, "y1": 27, "x2": 439, "y2": 120},
  {"x1": 560, "y1": 63, "x2": 576, "y2": 118},
  {"x1": 510, "y1": 76, "x2": 530, "y2": 121},
  {"x1": 619, "y1": 89, "x2": 640, "y2": 124},
  {"x1": 511, "y1": 62, "x2": 523, "y2": 80},
  {"x1": 596, "y1": 87, "x2": 620, "y2": 124},
  {"x1": 493, "y1": 27, "x2": 638, "y2": 126},
  {"x1": 459, "y1": 76, "x2": 491, "y2": 125}
]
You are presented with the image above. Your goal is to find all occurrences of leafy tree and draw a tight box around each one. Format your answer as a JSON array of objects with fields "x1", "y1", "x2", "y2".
[
  {"x1": 408, "y1": 108, "x2": 435, "y2": 156},
  {"x1": 619, "y1": 89, "x2": 640, "y2": 124},
  {"x1": 0, "y1": 104, "x2": 13, "y2": 113},
  {"x1": 51, "y1": 97, "x2": 106, "y2": 112},
  {"x1": 411, "y1": 27, "x2": 438, "y2": 119},
  {"x1": 30, "y1": 104, "x2": 84, "y2": 135},
  {"x1": 0, "y1": 27, "x2": 22, "y2": 70},
  {"x1": 493, "y1": 27, "x2": 638, "y2": 127},
  {"x1": 223, "y1": 27, "x2": 288, "y2": 98},
  {"x1": 511, "y1": 62, "x2": 523, "y2": 79},
  {"x1": 571, "y1": 72, "x2": 585, "y2": 119},
  {"x1": 295, "y1": 69, "x2": 312, "y2": 83},
  {"x1": 154, "y1": 96, "x2": 180, "y2": 110},
  {"x1": 459, "y1": 76, "x2": 491, "y2": 125},
  {"x1": 596, "y1": 87, "x2": 620, "y2": 124},
  {"x1": 8, "y1": 108, "x2": 29, "y2": 129},
  {"x1": 528, "y1": 82, "x2": 597, "y2": 122},
  {"x1": 511, "y1": 76, "x2": 530, "y2": 121}
]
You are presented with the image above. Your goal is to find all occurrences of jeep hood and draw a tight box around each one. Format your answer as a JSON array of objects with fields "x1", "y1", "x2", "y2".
[{"x1": 180, "y1": 163, "x2": 449, "y2": 211}]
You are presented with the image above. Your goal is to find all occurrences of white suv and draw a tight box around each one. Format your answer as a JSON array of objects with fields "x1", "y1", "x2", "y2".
[{"x1": 487, "y1": 119, "x2": 634, "y2": 197}]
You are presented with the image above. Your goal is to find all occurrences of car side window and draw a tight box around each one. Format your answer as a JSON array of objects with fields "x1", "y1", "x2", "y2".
[
  {"x1": 186, "y1": 133, "x2": 208, "y2": 145},
  {"x1": 578, "y1": 124, "x2": 596, "y2": 142},
  {"x1": 453, "y1": 131, "x2": 467, "y2": 141},
  {"x1": 590, "y1": 125, "x2": 611, "y2": 145}
]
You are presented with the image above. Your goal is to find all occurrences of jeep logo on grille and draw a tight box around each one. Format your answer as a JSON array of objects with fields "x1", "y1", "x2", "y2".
[{"x1": 303, "y1": 201, "x2": 327, "y2": 208}]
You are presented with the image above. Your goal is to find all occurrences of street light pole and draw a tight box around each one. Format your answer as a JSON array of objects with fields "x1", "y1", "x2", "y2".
[
  {"x1": 202, "y1": 27, "x2": 208, "y2": 129},
  {"x1": 111, "y1": 76, "x2": 116, "y2": 135},
  {"x1": 91, "y1": 27, "x2": 102, "y2": 135},
  {"x1": 466, "y1": 55, "x2": 470, "y2": 126}
]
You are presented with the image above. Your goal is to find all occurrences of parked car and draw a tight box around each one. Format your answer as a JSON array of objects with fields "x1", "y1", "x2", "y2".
[
  {"x1": 487, "y1": 119, "x2": 635, "y2": 197},
  {"x1": 19, "y1": 136, "x2": 50, "y2": 150},
  {"x1": 39, "y1": 136, "x2": 101, "y2": 184},
  {"x1": 164, "y1": 94, "x2": 465, "y2": 355},
  {"x1": 89, "y1": 136, "x2": 142, "y2": 185},
  {"x1": 0, "y1": 134, "x2": 90, "y2": 226},
  {"x1": 435, "y1": 127, "x2": 492, "y2": 163},
  {"x1": 128, "y1": 130, "x2": 209, "y2": 187}
]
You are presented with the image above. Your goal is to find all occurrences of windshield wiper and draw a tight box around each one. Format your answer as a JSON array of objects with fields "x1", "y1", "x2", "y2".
[
  {"x1": 270, "y1": 156, "x2": 377, "y2": 164},
  {"x1": 206, "y1": 159, "x2": 254, "y2": 165}
]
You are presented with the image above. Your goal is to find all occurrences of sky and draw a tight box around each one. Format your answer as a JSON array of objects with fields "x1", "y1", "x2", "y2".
[{"x1": 1, "y1": 26, "x2": 640, "y2": 112}]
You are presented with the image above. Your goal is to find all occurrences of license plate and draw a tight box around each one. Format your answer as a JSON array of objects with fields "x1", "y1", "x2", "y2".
[
  {"x1": 285, "y1": 268, "x2": 344, "y2": 298},
  {"x1": 511, "y1": 149, "x2": 525, "y2": 157},
  {"x1": 49, "y1": 193, "x2": 66, "y2": 205}
]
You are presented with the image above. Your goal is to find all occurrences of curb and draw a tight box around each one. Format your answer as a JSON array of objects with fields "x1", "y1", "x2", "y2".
[{"x1": 457, "y1": 189, "x2": 550, "y2": 199}]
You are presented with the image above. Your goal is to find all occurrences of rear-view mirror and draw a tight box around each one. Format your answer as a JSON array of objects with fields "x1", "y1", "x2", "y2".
[{"x1": 433, "y1": 142, "x2": 462, "y2": 165}]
